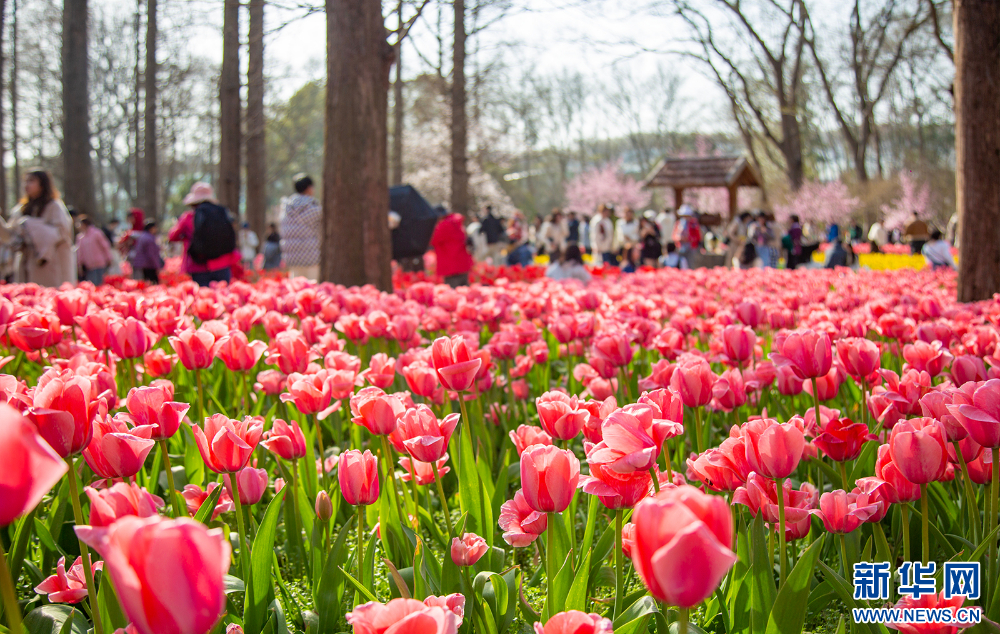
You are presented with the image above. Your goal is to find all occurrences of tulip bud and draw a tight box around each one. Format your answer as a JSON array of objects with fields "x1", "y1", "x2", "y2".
[
  {"x1": 450, "y1": 532, "x2": 488, "y2": 567},
  {"x1": 315, "y1": 491, "x2": 333, "y2": 522}
]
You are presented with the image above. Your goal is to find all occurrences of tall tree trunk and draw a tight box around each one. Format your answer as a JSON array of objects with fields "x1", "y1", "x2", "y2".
[
  {"x1": 246, "y1": 0, "x2": 266, "y2": 240},
  {"x1": 134, "y1": 5, "x2": 143, "y2": 208},
  {"x1": 391, "y1": 2, "x2": 403, "y2": 186},
  {"x1": 779, "y1": 109, "x2": 804, "y2": 191},
  {"x1": 322, "y1": 0, "x2": 393, "y2": 290},
  {"x1": 144, "y1": 0, "x2": 158, "y2": 218},
  {"x1": 62, "y1": 0, "x2": 99, "y2": 220},
  {"x1": 955, "y1": 0, "x2": 1000, "y2": 302},
  {"x1": 10, "y1": 0, "x2": 18, "y2": 206},
  {"x1": 450, "y1": 0, "x2": 468, "y2": 217},
  {"x1": 0, "y1": 0, "x2": 7, "y2": 213},
  {"x1": 219, "y1": 0, "x2": 241, "y2": 213}
]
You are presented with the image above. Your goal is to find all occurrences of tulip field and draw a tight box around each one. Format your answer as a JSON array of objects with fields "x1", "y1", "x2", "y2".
[{"x1": 2, "y1": 266, "x2": 1000, "y2": 634}]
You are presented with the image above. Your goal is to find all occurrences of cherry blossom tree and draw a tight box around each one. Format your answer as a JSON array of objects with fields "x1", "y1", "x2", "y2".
[
  {"x1": 881, "y1": 171, "x2": 932, "y2": 230},
  {"x1": 563, "y1": 159, "x2": 651, "y2": 216},
  {"x1": 773, "y1": 180, "x2": 859, "y2": 225}
]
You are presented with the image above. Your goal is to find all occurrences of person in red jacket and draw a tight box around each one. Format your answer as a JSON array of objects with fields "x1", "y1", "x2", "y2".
[{"x1": 431, "y1": 212, "x2": 473, "y2": 287}]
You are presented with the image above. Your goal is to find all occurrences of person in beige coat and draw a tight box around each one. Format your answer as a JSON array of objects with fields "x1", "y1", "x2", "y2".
[{"x1": 0, "y1": 170, "x2": 76, "y2": 287}]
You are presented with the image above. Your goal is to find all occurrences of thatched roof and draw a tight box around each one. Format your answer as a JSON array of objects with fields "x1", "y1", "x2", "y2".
[{"x1": 642, "y1": 156, "x2": 761, "y2": 190}]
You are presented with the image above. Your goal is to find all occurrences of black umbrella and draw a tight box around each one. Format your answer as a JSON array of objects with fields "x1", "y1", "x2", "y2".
[{"x1": 390, "y1": 185, "x2": 444, "y2": 260}]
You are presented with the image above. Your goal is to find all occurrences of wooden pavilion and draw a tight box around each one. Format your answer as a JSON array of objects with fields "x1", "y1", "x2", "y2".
[{"x1": 641, "y1": 156, "x2": 761, "y2": 220}]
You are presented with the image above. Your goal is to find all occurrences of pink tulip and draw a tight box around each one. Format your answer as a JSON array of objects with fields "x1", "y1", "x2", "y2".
[
  {"x1": 430, "y1": 335, "x2": 482, "y2": 392},
  {"x1": 533, "y1": 612, "x2": 613, "y2": 634},
  {"x1": 8, "y1": 312, "x2": 62, "y2": 352},
  {"x1": 580, "y1": 461, "x2": 652, "y2": 510},
  {"x1": 712, "y1": 368, "x2": 747, "y2": 412},
  {"x1": 743, "y1": 418, "x2": 805, "y2": 479},
  {"x1": 76, "y1": 311, "x2": 114, "y2": 351},
  {"x1": 393, "y1": 404, "x2": 459, "y2": 462},
  {"x1": 885, "y1": 592, "x2": 970, "y2": 634},
  {"x1": 735, "y1": 300, "x2": 766, "y2": 328},
  {"x1": 951, "y1": 355, "x2": 988, "y2": 386},
  {"x1": 836, "y1": 337, "x2": 881, "y2": 379},
  {"x1": 811, "y1": 489, "x2": 879, "y2": 534},
  {"x1": 108, "y1": 317, "x2": 158, "y2": 360},
  {"x1": 123, "y1": 384, "x2": 189, "y2": 440},
  {"x1": 509, "y1": 424, "x2": 553, "y2": 456},
  {"x1": 450, "y1": 532, "x2": 488, "y2": 566},
  {"x1": 213, "y1": 331, "x2": 268, "y2": 373},
  {"x1": 83, "y1": 414, "x2": 156, "y2": 479},
  {"x1": 803, "y1": 366, "x2": 843, "y2": 402},
  {"x1": 261, "y1": 418, "x2": 308, "y2": 460},
  {"x1": 142, "y1": 349, "x2": 176, "y2": 378},
  {"x1": 770, "y1": 329, "x2": 833, "y2": 380},
  {"x1": 346, "y1": 596, "x2": 465, "y2": 634},
  {"x1": 182, "y1": 483, "x2": 235, "y2": 519},
  {"x1": 733, "y1": 472, "x2": 816, "y2": 529},
  {"x1": 363, "y1": 353, "x2": 398, "y2": 388},
  {"x1": 339, "y1": 449, "x2": 380, "y2": 506},
  {"x1": 948, "y1": 379, "x2": 1000, "y2": 448},
  {"x1": 587, "y1": 403, "x2": 682, "y2": 473},
  {"x1": 0, "y1": 404, "x2": 68, "y2": 526},
  {"x1": 874, "y1": 444, "x2": 922, "y2": 502},
  {"x1": 888, "y1": 418, "x2": 948, "y2": 484},
  {"x1": 34, "y1": 556, "x2": 103, "y2": 604},
  {"x1": 168, "y1": 327, "x2": 218, "y2": 370},
  {"x1": 852, "y1": 477, "x2": 892, "y2": 522},
  {"x1": 191, "y1": 414, "x2": 264, "y2": 474},
  {"x1": 520, "y1": 444, "x2": 580, "y2": 513},
  {"x1": 350, "y1": 387, "x2": 405, "y2": 436},
  {"x1": 535, "y1": 391, "x2": 588, "y2": 440},
  {"x1": 86, "y1": 483, "x2": 164, "y2": 527},
  {"x1": 402, "y1": 361, "x2": 443, "y2": 401},
  {"x1": 686, "y1": 436, "x2": 751, "y2": 492},
  {"x1": 76, "y1": 516, "x2": 230, "y2": 634},
  {"x1": 721, "y1": 325, "x2": 755, "y2": 365},
  {"x1": 498, "y1": 489, "x2": 547, "y2": 547},
  {"x1": 591, "y1": 331, "x2": 633, "y2": 368},
  {"x1": 670, "y1": 355, "x2": 715, "y2": 408},
  {"x1": 26, "y1": 373, "x2": 105, "y2": 457},
  {"x1": 903, "y1": 340, "x2": 953, "y2": 378},
  {"x1": 630, "y1": 485, "x2": 736, "y2": 608},
  {"x1": 281, "y1": 371, "x2": 335, "y2": 416},
  {"x1": 267, "y1": 330, "x2": 313, "y2": 375},
  {"x1": 224, "y1": 467, "x2": 268, "y2": 505},
  {"x1": 399, "y1": 455, "x2": 451, "y2": 485},
  {"x1": 812, "y1": 417, "x2": 874, "y2": 462}
]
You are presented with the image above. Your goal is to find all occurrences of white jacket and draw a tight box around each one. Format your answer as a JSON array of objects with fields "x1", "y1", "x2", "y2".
[{"x1": 590, "y1": 216, "x2": 615, "y2": 253}]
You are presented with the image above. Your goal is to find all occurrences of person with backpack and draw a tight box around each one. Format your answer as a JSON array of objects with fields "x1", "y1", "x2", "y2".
[{"x1": 169, "y1": 181, "x2": 238, "y2": 286}]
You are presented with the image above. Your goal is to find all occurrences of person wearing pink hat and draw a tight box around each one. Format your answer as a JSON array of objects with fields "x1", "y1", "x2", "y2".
[{"x1": 168, "y1": 182, "x2": 238, "y2": 286}]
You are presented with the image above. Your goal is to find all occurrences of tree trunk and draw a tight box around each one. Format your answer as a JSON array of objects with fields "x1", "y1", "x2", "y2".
[
  {"x1": 955, "y1": 0, "x2": 1000, "y2": 302},
  {"x1": 779, "y1": 109, "x2": 804, "y2": 191},
  {"x1": 219, "y1": 0, "x2": 241, "y2": 213},
  {"x1": 322, "y1": 0, "x2": 394, "y2": 290},
  {"x1": 0, "y1": 0, "x2": 7, "y2": 213},
  {"x1": 144, "y1": 0, "x2": 158, "y2": 218},
  {"x1": 10, "y1": 0, "x2": 18, "y2": 206},
  {"x1": 62, "y1": 0, "x2": 99, "y2": 220},
  {"x1": 133, "y1": 6, "x2": 143, "y2": 207},
  {"x1": 246, "y1": 0, "x2": 266, "y2": 241},
  {"x1": 450, "y1": 0, "x2": 468, "y2": 217},
  {"x1": 391, "y1": 1, "x2": 404, "y2": 186}
]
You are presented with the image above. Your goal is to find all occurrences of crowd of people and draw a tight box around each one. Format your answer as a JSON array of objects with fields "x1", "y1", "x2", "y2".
[
  {"x1": 0, "y1": 168, "x2": 959, "y2": 290},
  {"x1": 446, "y1": 202, "x2": 960, "y2": 287}
]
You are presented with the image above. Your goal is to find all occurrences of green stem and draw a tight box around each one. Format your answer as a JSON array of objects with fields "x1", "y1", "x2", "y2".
[
  {"x1": 230, "y1": 474, "x2": 252, "y2": 583},
  {"x1": 952, "y1": 441, "x2": 979, "y2": 543},
  {"x1": 810, "y1": 378, "x2": 822, "y2": 435},
  {"x1": 650, "y1": 467, "x2": 660, "y2": 494},
  {"x1": 920, "y1": 484, "x2": 930, "y2": 564},
  {"x1": 546, "y1": 512, "x2": 556, "y2": 619},
  {"x1": 195, "y1": 367, "x2": 206, "y2": 420},
  {"x1": 860, "y1": 377, "x2": 869, "y2": 433},
  {"x1": 67, "y1": 457, "x2": 104, "y2": 634},
  {"x1": 840, "y1": 533, "x2": 850, "y2": 580},
  {"x1": 379, "y1": 435, "x2": 406, "y2": 525},
  {"x1": 0, "y1": 540, "x2": 22, "y2": 634},
  {"x1": 678, "y1": 607, "x2": 689, "y2": 634},
  {"x1": 614, "y1": 509, "x2": 624, "y2": 619},
  {"x1": 619, "y1": 367, "x2": 632, "y2": 403},
  {"x1": 290, "y1": 461, "x2": 304, "y2": 574},
  {"x1": 159, "y1": 439, "x2": 186, "y2": 517},
  {"x1": 693, "y1": 407, "x2": 704, "y2": 454},
  {"x1": 435, "y1": 474, "x2": 454, "y2": 538},
  {"x1": 990, "y1": 448, "x2": 999, "y2": 592},
  {"x1": 777, "y1": 476, "x2": 787, "y2": 588},
  {"x1": 901, "y1": 503, "x2": 911, "y2": 563},
  {"x1": 314, "y1": 414, "x2": 326, "y2": 485},
  {"x1": 357, "y1": 505, "x2": 365, "y2": 590},
  {"x1": 839, "y1": 461, "x2": 850, "y2": 490}
]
